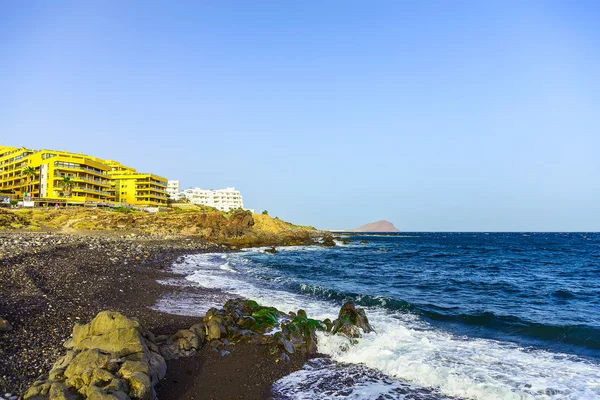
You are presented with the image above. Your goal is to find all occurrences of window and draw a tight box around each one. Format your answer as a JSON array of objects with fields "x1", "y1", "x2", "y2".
[{"x1": 54, "y1": 161, "x2": 79, "y2": 169}]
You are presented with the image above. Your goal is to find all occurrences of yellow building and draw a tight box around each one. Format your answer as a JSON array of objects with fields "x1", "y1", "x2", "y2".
[
  {"x1": 0, "y1": 146, "x2": 34, "y2": 200},
  {"x1": 0, "y1": 146, "x2": 111, "y2": 204},
  {"x1": 99, "y1": 160, "x2": 169, "y2": 207},
  {"x1": 0, "y1": 146, "x2": 168, "y2": 207}
]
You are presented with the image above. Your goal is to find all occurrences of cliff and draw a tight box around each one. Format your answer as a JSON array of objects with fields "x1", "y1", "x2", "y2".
[{"x1": 0, "y1": 207, "x2": 317, "y2": 247}]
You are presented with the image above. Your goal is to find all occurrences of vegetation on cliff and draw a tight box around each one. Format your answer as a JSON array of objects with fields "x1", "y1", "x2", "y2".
[{"x1": 0, "y1": 207, "x2": 317, "y2": 247}]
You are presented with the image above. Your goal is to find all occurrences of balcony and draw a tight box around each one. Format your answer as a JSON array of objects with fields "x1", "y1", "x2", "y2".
[
  {"x1": 53, "y1": 173, "x2": 110, "y2": 186},
  {"x1": 71, "y1": 186, "x2": 111, "y2": 196},
  {"x1": 54, "y1": 163, "x2": 108, "y2": 176}
]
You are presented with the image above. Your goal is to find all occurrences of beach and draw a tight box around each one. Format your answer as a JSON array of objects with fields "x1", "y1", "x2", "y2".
[
  {"x1": 3, "y1": 229, "x2": 600, "y2": 400},
  {"x1": 0, "y1": 231, "x2": 311, "y2": 399}
]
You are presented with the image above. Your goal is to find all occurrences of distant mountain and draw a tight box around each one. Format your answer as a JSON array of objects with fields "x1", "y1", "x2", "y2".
[{"x1": 351, "y1": 220, "x2": 399, "y2": 232}]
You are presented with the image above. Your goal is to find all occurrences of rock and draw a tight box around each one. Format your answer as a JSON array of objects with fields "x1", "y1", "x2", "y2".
[
  {"x1": 154, "y1": 335, "x2": 169, "y2": 343},
  {"x1": 160, "y1": 326, "x2": 204, "y2": 360},
  {"x1": 89, "y1": 368, "x2": 117, "y2": 389},
  {"x1": 85, "y1": 386, "x2": 130, "y2": 400},
  {"x1": 147, "y1": 351, "x2": 167, "y2": 384},
  {"x1": 53, "y1": 350, "x2": 77, "y2": 370},
  {"x1": 71, "y1": 312, "x2": 147, "y2": 357},
  {"x1": 0, "y1": 316, "x2": 12, "y2": 331},
  {"x1": 119, "y1": 360, "x2": 149, "y2": 377},
  {"x1": 331, "y1": 301, "x2": 374, "y2": 338},
  {"x1": 359, "y1": 240, "x2": 369, "y2": 244},
  {"x1": 126, "y1": 371, "x2": 152, "y2": 400},
  {"x1": 278, "y1": 352, "x2": 291, "y2": 363},
  {"x1": 305, "y1": 329, "x2": 319, "y2": 354},
  {"x1": 102, "y1": 377, "x2": 129, "y2": 393},
  {"x1": 206, "y1": 319, "x2": 227, "y2": 341},
  {"x1": 264, "y1": 247, "x2": 277, "y2": 254},
  {"x1": 189, "y1": 323, "x2": 205, "y2": 339},
  {"x1": 64, "y1": 349, "x2": 112, "y2": 389},
  {"x1": 236, "y1": 316, "x2": 256, "y2": 330},
  {"x1": 321, "y1": 235, "x2": 336, "y2": 247},
  {"x1": 89, "y1": 311, "x2": 140, "y2": 335},
  {"x1": 279, "y1": 337, "x2": 295, "y2": 354},
  {"x1": 23, "y1": 381, "x2": 51, "y2": 399},
  {"x1": 22, "y1": 310, "x2": 167, "y2": 400},
  {"x1": 341, "y1": 238, "x2": 352, "y2": 244}
]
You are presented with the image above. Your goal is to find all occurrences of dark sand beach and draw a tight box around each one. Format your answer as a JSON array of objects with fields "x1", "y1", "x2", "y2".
[{"x1": 0, "y1": 232, "x2": 310, "y2": 399}]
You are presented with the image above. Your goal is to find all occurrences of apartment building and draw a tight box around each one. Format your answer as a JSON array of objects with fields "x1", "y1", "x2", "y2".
[
  {"x1": 180, "y1": 187, "x2": 244, "y2": 212},
  {"x1": 167, "y1": 180, "x2": 180, "y2": 200},
  {"x1": 101, "y1": 160, "x2": 169, "y2": 207},
  {"x1": 0, "y1": 146, "x2": 111, "y2": 204},
  {"x1": 0, "y1": 145, "x2": 168, "y2": 207}
]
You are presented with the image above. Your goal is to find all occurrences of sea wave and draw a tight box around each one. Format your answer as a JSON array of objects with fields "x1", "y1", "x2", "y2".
[
  {"x1": 294, "y1": 281, "x2": 600, "y2": 351},
  {"x1": 174, "y1": 252, "x2": 600, "y2": 400}
]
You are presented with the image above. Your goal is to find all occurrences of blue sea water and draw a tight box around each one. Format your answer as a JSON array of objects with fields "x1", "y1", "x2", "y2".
[{"x1": 162, "y1": 233, "x2": 600, "y2": 399}]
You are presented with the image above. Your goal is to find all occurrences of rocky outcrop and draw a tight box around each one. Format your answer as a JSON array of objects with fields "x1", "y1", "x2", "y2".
[
  {"x1": 0, "y1": 208, "x2": 318, "y2": 248},
  {"x1": 331, "y1": 301, "x2": 374, "y2": 338},
  {"x1": 21, "y1": 301, "x2": 373, "y2": 399},
  {"x1": 23, "y1": 311, "x2": 166, "y2": 400},
  {"x1": 320, "y1": 234, "x2": 336, "y2": 247}
]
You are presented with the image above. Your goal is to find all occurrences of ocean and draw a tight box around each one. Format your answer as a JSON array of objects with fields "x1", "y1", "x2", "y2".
[{"x1": 157, "y1": 232, "x2": 600, "y2": 399}]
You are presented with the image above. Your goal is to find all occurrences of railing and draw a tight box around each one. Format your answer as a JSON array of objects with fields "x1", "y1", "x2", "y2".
[
  {"x1": 72, "y1": 186, "x2": 111, "y2": 195},
  {"x1": 53, "y1": 174, "x2": 110, "y2": 185},
  {"x1": 135, "y1": 186, "x2": 167, "y2": 191},
  {"x1": 136, "y1": 193, "x2": 169, "y2": 198},
  {"x1": 54, "y1": 163, "x2": 108, "y2": 176}
]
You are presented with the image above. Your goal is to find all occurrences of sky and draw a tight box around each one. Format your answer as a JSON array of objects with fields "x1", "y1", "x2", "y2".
[{"x1": 1, "y1": 1, "x2": 599, "y2": 231}]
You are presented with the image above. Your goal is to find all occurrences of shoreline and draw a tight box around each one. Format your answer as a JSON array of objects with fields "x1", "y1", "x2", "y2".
[{"x1": 0, "y1": 231, "x2": 314, "y2": 399}]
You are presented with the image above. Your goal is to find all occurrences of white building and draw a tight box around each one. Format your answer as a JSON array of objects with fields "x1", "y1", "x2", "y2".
[
  {"x1": 180, "y1": 187, "x2": 247, "y2": 212},
  {"x1": 166, "y1": 180, "x2": 180, "y2": 200}
]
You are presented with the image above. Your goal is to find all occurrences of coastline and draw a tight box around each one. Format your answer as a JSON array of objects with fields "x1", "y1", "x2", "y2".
[{"x1": 0, "y1": 231, "x2": 314, "y2": 399}]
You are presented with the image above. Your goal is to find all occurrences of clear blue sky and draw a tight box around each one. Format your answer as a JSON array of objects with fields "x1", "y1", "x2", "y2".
[{"x1": 2, "y1": 1, "x2": 599, "y2": 231}]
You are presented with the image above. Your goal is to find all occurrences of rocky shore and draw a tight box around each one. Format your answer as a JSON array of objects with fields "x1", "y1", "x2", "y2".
[
  {"x1": 20, "y1": 299, "x2": 371, "y2": 400},
  {"x1": 0, "y1": 231, "x2": 354, "y2": 399},
  {"x1": 0, "y1": 231, "x2": 220, "y2": 396}
]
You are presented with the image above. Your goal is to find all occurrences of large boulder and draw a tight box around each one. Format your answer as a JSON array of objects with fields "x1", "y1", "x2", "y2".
[
  {"x1": 23, "y1": 311, "x2": 167, "y2": 400},
  {"x1": 70, "y1": 312, "x2": 147, "y2": 357},
  {"x1": 331, "y1": 301, "x2": 374, "y2": 338}
]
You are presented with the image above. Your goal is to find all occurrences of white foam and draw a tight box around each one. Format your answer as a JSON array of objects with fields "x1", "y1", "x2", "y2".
[
  {"x1": 241, "y1": 245, "x2": 324, "y2": 253},
  {"x1": 219, "y1": 261, "x2": 237, "y2": 273},
  {"x1": 273, "y1": 358, "x2": 451, "y2": 400},
  {"x1": 183, "y1": 253, "x2": 338, "y2": 320},
  {"x1": 316, "y1": 311, "x2": 600, "y2": 399},
  {"x1": 151, "y1": 293, "x2": 220, "y2": 316},
  {"x1": 176, "y1": 252, "x2": 600, "y2": 400}
]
